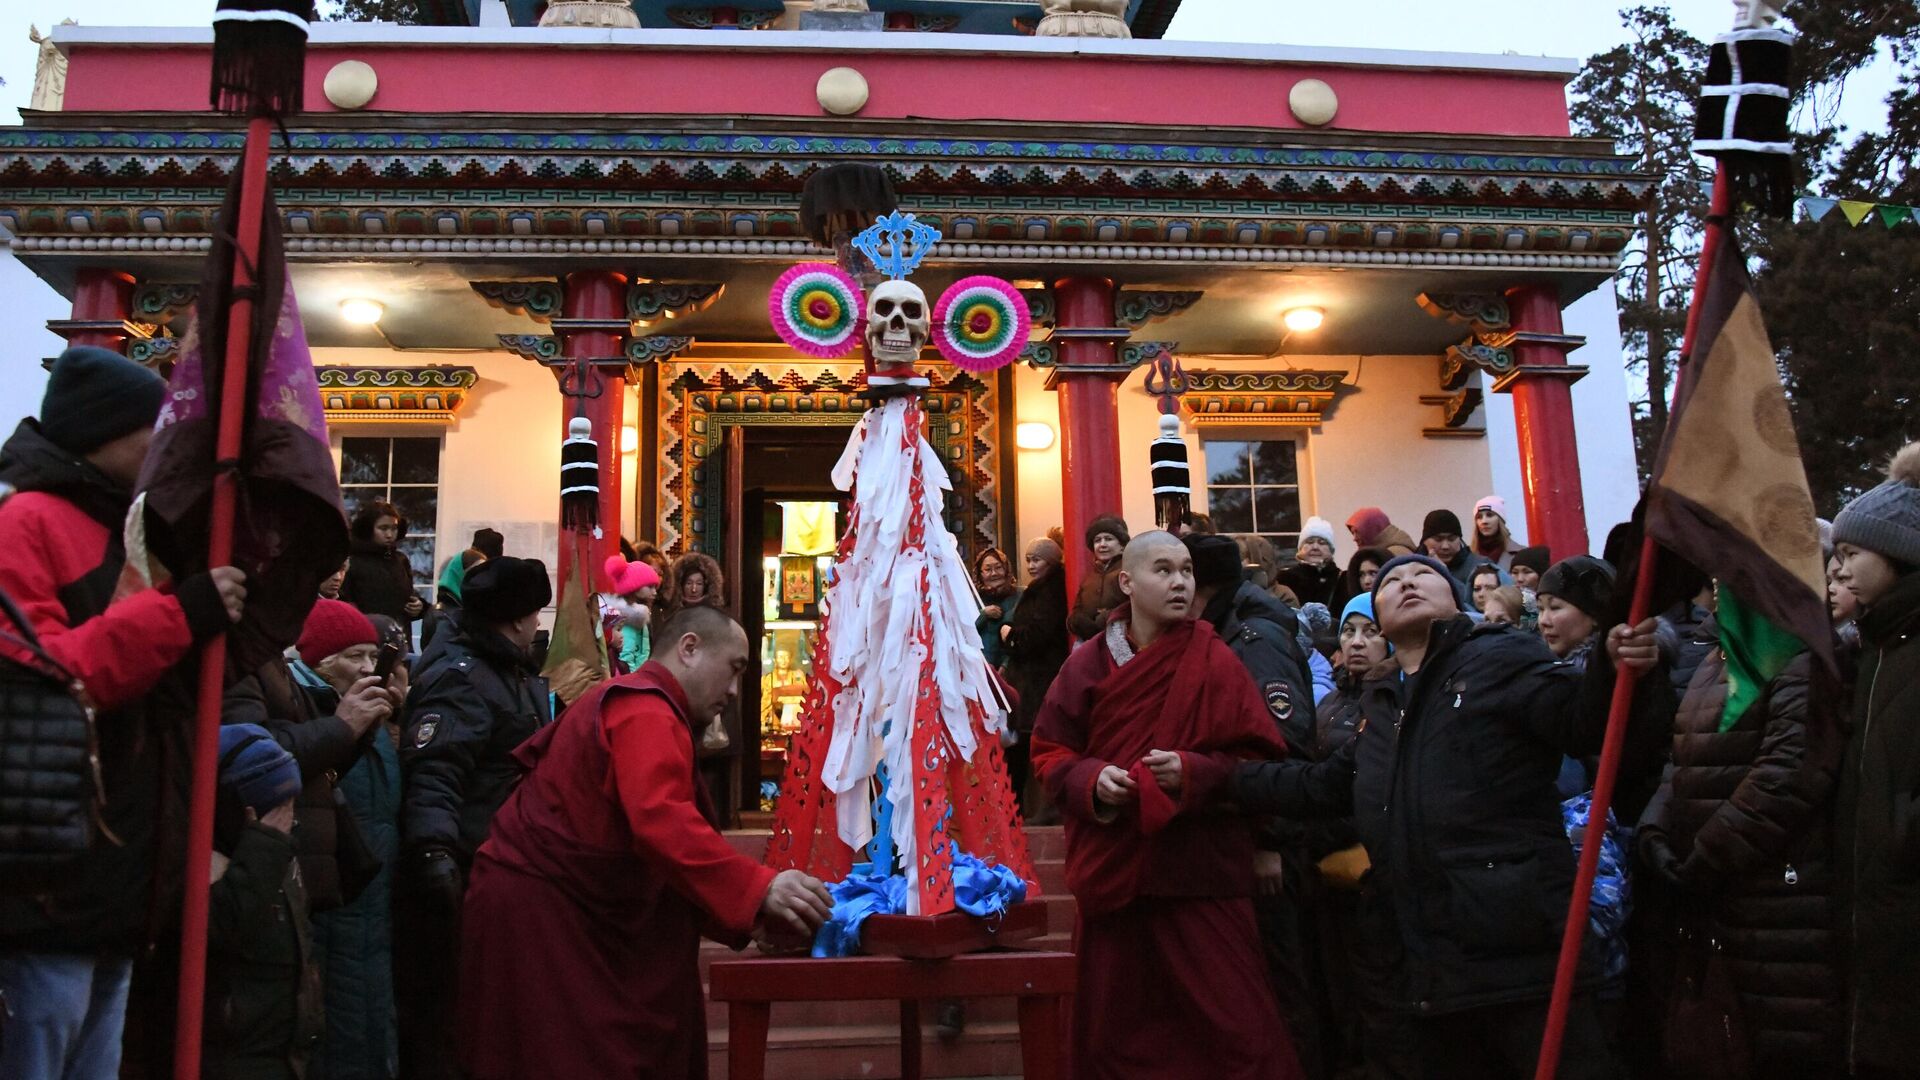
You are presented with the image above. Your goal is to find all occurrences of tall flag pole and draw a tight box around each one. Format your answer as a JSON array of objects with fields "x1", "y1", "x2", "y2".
[
  {"x1": 164, "y1": 4, "x2": 329, "y2": 1078},
  {"x1": 1535, "y1": 5, "x2": 1821, "y2": 1075}
]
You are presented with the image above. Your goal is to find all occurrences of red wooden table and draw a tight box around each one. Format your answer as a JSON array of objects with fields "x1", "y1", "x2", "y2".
[{"x1": 708, "y1": 949, "x2": 1076, "y2": 1080}]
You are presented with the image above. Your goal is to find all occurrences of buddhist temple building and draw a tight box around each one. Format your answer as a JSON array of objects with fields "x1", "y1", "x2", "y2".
[{"x1": 1, "y1": 0, "x2": 1644, "y2": 829}]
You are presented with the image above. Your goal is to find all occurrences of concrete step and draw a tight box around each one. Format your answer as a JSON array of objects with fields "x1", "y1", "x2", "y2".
[{"x1": 706, "y1": 1020, "x2": 1028, "y2": 1080}]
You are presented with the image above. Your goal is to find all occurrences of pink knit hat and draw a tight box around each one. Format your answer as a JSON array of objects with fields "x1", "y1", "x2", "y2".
[
  {"x1": 604, "y1": 555, "x2": 661, "y2": 597},
  {"x1": 1474, "y1": 495, "x2": 1508, "y2": 520},
  {"x1": 298, "y1": 599, "x2": 379, "y2": 666}
]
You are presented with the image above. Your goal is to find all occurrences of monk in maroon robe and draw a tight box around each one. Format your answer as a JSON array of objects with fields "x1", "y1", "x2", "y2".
[
  {"x1": 1033, "y1": 531, "x2": 1303, "y2": 1080},
  {"x1": 456, "y1": 606, "x2": 831, "y2": 1080}
]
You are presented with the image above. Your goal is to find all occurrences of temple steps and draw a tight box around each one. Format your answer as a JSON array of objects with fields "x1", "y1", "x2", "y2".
[{"x1": 703, "y1": 824, "x2": 1073, "y2": 1079}]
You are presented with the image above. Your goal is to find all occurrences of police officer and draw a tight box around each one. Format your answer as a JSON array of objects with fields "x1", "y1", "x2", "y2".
[
  {"x1": 1184, "y1": 533, "x2": 1325, "y2": 1077},
  {"x1": 394, "y1": 555, "x2": 552, "y2": 1080}
]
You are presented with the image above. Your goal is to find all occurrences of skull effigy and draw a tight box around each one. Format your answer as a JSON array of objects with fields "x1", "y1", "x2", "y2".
[{"x1": 865, "y1": 279, "x2": 930, "y2": 377}]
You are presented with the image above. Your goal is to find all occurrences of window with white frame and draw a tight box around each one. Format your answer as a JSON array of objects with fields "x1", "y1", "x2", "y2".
[
  {"x1": 1202, "y1": 439, "x2": 1304, "y2": 550},
  {"x1": 339, "y1": 436, "x2": 441, "y2": 599}
]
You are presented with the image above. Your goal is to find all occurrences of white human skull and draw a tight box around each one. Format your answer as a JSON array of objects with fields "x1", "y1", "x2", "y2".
[{"x1": 865, "y1": 279, "x2": 929, "y2": 366}]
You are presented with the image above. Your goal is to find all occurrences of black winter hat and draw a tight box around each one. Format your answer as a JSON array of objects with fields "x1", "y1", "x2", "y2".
[
  {"x1": 1085, "y1": 514, "x2": 1131, "y2": 552},
  {"x1": 1184, "y1": 534, "x2": 1244, "y2": 591},
  {"x1": 39, "y1": 346, "x2": 167, "y2": 455},
  {"x1": 471, "y1": 527, "x2": 506, "y2": 561},
  {"x1": 1421, "y1": 509, "x2": 1464, "y2": 543},
  {"x1": 1509, "y1": 545, "x2": 1552, "y2": 576},
  {"x1": 463, "y1": 556, "x2": 552, "y2": 624},
  {"x1": 1538, "y1": 555, "x2": 1617, "y2": 620}
]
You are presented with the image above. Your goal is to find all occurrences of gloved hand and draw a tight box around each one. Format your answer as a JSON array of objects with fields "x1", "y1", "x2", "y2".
[
  {"x1": 1637, "y1": 829, "x2": 1687, "y2": 889},
  {"x1": 406, "y1": 847, "x2": 463, "y2": 913}
]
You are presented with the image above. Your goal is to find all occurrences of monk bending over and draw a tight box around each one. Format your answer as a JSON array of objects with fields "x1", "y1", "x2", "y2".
[
  {"x1": 456, "y1": 606, "x2": 831, "y2": 1080},
  {"x1": 1033, "y1": 531, "x2": 1303, "y2": 1079}
]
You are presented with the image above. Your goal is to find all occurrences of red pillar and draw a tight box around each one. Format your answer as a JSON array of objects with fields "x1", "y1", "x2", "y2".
[
  {"x1": 1501, "y1": 284, "x2": 1590, "y2": 559},
  {"x1": 62, "y1": 268, "x2": 138, "y2": 353},
  {"x1": 552, "y1": 270, "x2": 630, "y2": 594},
  {"x1": 1048, "y1": 276, "x2": 1127, "y2": 593}
]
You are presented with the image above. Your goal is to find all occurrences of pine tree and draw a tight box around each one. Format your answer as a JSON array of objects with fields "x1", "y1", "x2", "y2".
[
  {"x1": 321, "y1": 0, "x2": 425, "y2": 23},
  {"x1": 1751, "y1": 3, "x2": 1920, "y2": 510},
  {"x1": 1570, "y1": 7, "x2": 1710, "y2": 471}
]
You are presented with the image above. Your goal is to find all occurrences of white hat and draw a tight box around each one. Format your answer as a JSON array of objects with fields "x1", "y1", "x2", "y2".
[{"x1": 1300, "y1": 516, "x2": 1337, "y2": 550}]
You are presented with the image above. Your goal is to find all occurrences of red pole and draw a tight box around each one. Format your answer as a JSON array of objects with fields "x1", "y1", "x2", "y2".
[
  {"x1": 1050, "y1": 276, "x2": 1123, "y2": 606},
  {"x1": 1532, "y1": 166, "x2": 1731, "y2": 1080},
  {"x1": 174, "y1": 112, "x2": 274, "y2": 1080}
]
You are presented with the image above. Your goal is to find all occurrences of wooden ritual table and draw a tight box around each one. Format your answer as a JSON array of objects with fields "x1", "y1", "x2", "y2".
[{"x1": 708, "y1": 902, "x2": 1074, "y2": 1080}]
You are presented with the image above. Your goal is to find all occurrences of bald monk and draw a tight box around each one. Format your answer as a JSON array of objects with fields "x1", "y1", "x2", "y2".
[
  {"x1": 1032, "y1": 531, "x2": 1304, "y2": 1079},
  {"x1": 456, "y1": 606, "x2": 833, "y2": 1079}
]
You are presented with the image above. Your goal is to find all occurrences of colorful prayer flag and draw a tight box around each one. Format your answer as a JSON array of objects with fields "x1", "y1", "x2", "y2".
[
  {"x1": 1838, "y1": 200, "x2": 1875, "y2": 226},
  {"x1": 1876, "y1": 204, "x2": 1914, "y2": 228},
  {"x1": 1800, "y1": 197, "x2": 1837, "y2": 222},
  {"x1": 1645, "y1": 235, "x2": 1835, "y2": 730}
]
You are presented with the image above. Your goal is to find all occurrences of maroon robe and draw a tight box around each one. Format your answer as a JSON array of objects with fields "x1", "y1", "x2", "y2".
[
  {"x1": 1032, "y1": 611, "x2": 1302, "y2": 1080},
  {"x1": 456, "y1": 662, "x2": 775, "y2": 1080}
]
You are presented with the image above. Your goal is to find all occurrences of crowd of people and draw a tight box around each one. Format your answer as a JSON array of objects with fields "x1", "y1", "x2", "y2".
[{"x1": 0, "y1": 345, "x2": 1915, "y2": 1080}]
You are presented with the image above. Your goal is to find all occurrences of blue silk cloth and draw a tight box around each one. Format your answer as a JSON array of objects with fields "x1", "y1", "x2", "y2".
[{"x1": 810, "y1": 852, "x2": 1030, "y2": 958}]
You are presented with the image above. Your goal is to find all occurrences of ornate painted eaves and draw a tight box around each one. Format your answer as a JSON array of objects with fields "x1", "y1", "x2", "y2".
[
  {"x1": 627, "y1": 282, "x2": 724, "y2": 328},
  {"x1": 471, "y1": 280, "x2": 564, "y2": 322},
  {"x1": 318, "y1": 365, "x2": 478, "y2": 424},
  {"x1": 1115, "y1": 290, "x2": 1203, "y2": 328},
  {"x1": 1178, "y1": 369, "x2": 1348, "y2": 428},
  {"x1": 131, "y1": 282, "x2": 198, "y2": 330},
  {"x1": 1421, "y1": 389, "x2": 1486, "y2": 437},
  {"x1": 1415, "y1": 291, "x2": 1511, "y2": 336},
  {"x1": 0, "y1": 127, "x2": 1647, "y2": 261}
]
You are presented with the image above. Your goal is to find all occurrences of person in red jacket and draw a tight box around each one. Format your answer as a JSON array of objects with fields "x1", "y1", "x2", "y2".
[
  {"x1": 1032, "y1": 531, "x2": 1302, "y2": 1080},
  {"x1": 456, "y1": 604, "x2": 831, "y2": 1080},
  {"x1": 0, "y1": 346, "x2": 246, "y2": 1080}
]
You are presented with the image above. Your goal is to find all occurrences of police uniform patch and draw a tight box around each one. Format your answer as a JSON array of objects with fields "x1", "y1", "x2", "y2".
[
  {"x1": 1264, "y1": 682, "x2": 1294, "y2": 722},
  {"x1": 413, "y1": 715, "x2": 440, "y2": 749}
]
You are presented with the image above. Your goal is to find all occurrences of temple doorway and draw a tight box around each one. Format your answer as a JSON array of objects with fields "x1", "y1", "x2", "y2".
[{"x1": 729, "y1": 426, "x2": 848, "y2": 827}]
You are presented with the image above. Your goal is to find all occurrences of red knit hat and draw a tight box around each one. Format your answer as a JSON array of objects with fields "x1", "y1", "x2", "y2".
[{"x1": 298, "y1": 599, "x2": 379, "y2": 666}]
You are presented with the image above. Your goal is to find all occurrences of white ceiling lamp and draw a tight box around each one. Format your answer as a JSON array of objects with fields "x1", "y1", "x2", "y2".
[
  {"x1": 1282, "y1": 306, "x2": 1324, "y2": 333},
  {"x1": 339, "y1": 298, "x2": 385, "y2": 325},
  {"x1": 1015, "y1": 421, "x2": 1056, "y2": 451},
  {"x1": 621, "y1": 425, "x2": 640, "y2": 455}
]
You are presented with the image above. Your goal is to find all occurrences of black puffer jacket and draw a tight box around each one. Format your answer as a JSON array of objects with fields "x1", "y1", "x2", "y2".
[
  {"x1": 400, "y1": 621, "x2": 551, "y2": 863},
  {"x1": 1001, "y1": 568, "x2": 1070, "y2": 734},
  {"x1": 1274, "y1": 558, "x2": 1340, "y2": 610},
  {"x1": 1238, "y1": 617, "x2": 1639, "y2": 1014},
  {"x1": 341, "y1": 529, "x2": 418, "y2": 628},
  {"x1": 1661, "y1": 603, "x2": 1717, "y2": 698},
  {"x1": 1644, "y1": 648, "x2": 1840, "y2": 1068},
  {"x1": 1836, "y1": 571, "x2": 1920, "y2": 1072}
]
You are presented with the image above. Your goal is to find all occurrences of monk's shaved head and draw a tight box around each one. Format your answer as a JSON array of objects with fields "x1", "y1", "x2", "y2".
[
  {"x1": 1119, "y1": 531, "x2": 1195, "y2": 632},
  {"x1": 1122, "y1": 530, "x2": 1187, "y2": 572}
]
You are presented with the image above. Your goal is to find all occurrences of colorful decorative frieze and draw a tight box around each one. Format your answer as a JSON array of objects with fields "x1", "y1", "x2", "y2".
[
  {"x1": 1178, "y1": 369, "x2": 1348, "y2": 428},
  {"x1": 1114, "y1": 289, "x2": 1203, "y2": 328},
  {"x1": 316, "y1": 364, "x2": 478, "y2": 423}
]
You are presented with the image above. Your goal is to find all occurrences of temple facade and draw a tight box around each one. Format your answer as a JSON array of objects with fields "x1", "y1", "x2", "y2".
[{"x1": 2, "y1": 3, "x2": 1644, "y2": 815}]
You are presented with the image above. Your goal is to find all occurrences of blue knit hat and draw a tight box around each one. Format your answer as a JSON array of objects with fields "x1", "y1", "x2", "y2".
[
  {"x1": 218, "y1": 723, "x2": 301, "y2": 816},
  {"x1": 1339, "y1": 593, "x2": 1376, "y2": 629}
]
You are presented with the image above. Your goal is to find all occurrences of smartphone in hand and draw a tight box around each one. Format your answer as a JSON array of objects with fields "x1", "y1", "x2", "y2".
[{"x1": 374, "y1": 642, "x2": 402, "y2": 682}]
